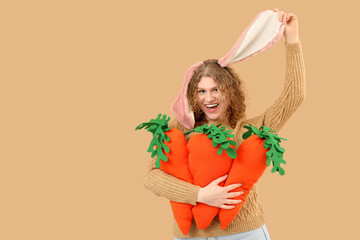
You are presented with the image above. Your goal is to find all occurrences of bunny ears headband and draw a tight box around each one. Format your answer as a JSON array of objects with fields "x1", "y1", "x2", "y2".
[{"x1": 170, "y1": 10, "x2": 286, "y2": 130}]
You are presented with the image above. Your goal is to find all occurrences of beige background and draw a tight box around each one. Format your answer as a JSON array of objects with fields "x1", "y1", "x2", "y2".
[{"x1": 1, "y1": 0, "x2": 360, "y2": 239}]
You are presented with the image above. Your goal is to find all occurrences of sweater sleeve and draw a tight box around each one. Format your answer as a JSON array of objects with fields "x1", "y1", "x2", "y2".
[
  {"x1": 143, "y1": 118, "x2": 201, "y2": 206},
  {"x1": 243, "y1": 40, "x2": 306, "y2": 132}
]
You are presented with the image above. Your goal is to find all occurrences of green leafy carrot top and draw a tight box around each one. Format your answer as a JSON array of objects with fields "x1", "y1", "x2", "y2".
[
  {"x1": 185, "y1": 124, "x2": 237, "y2": 159},
  {"x1": 135, "y1": 114, "x2": 238, "y2": 167},
  {"x1": 242, "y1": 124, "x2": 287, "y2": 175},
  {"x1": 135, "y1": 114, "x2": 288, "y2": 175},
  {"x1": 135, "y1": 114, "x2": 172, "y2": 168}
]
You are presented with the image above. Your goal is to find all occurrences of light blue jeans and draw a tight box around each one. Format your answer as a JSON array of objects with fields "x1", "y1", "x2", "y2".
[{"x1": 174, "y1": 224, "x2": 270, "y2": 240}]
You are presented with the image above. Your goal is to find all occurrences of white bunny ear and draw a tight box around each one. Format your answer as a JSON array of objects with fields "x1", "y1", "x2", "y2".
[{"x1": 218, "y1": 10, "x2": 285, "y2": 67}]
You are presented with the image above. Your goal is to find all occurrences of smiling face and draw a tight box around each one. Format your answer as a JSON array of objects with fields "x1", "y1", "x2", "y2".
[
  {"x1": 186, "y1": 59, "x2": 246, "y2": 129},
  {"x1": 196, "y1": 76, "x2": 230, "y2": 123}
]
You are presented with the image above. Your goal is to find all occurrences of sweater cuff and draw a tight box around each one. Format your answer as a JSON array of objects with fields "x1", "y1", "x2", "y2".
[
  {"x1": 186, "y1": 185, "x2": 201, "y2": 206},
  {"x1": 285, "y1": 40, "x2": 302, "y2": 53}
]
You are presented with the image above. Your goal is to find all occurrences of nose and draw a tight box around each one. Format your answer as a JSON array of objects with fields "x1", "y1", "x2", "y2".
[{"x1": 205, "y1": 92, "x2": 215, "y2": 102}]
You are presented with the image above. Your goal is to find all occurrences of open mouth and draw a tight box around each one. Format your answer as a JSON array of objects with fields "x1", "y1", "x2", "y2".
[
  {"x1": 206, "y1": 104, "x2": 219, "y2": 109},
  {"x1": 205, "y1": 104, "x2": 219, "y2": 112}
]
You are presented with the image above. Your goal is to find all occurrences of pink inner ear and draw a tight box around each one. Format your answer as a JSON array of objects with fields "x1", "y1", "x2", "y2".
[
  {"x1": 218, "y1": 10, "x2": 285, "y2": 67},
  {"x1": 170, "y1": 61, "x2": 203, "y2": 130}
]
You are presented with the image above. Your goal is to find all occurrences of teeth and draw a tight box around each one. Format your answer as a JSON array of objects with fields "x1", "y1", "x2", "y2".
[{"x1": 206, "y1": 104, "x2": 219, "y2": 108}]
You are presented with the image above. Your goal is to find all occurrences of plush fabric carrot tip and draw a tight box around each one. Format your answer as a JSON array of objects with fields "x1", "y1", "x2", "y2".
[
  {"x1": 185, "y1": 124, "x2": 237, "y2": 230},
  {"x1": 219, "y1": 124, "x2": 287, "y2": 230},
  {"x1": 136, "y1": 114, "x2": 194, "y2": 235}
]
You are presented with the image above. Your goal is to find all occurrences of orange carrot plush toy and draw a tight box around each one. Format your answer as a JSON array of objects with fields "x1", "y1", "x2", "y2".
[
  {"x1": 218, "y1": 124, "x2": 287, "y2": 229},
  {"x1": 185, "y1": 124, "x2": 237, "y2": 230},
  {"x1": 135, "y1": 114, "x2": 194, "y2": 235}
]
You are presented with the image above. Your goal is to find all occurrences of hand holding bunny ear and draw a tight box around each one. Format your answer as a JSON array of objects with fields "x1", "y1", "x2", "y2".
[{"x1": 273, "y1": 8, "x2": 299, "y2": 43}]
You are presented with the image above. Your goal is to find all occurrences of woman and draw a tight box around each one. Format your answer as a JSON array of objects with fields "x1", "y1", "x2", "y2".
[{"x1": 144, "y1": 8, "x2": 305, "y2": 239}]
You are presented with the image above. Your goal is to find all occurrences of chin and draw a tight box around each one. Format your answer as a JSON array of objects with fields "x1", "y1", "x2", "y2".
[
  {"x1": 200, "y1": 108, "x2": 226, "y2": 122},
  {"x1": 207, "y1": 115, "x2": 220, "y2": 121},
  {"x1": 205, "y1": 114, "x2": 223, "y2": 122}
]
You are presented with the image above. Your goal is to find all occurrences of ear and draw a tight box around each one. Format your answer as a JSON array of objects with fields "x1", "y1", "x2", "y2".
[
  {"x1": 218, "y1": 10, "x2": 285, "y2": 67},
  {"x1": 170, "y1": 61, "x2": 203, "y2": 130}
]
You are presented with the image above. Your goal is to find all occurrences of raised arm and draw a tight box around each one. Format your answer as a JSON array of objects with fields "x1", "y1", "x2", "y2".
[
  {"x1": 240, "y1": 40, "x2": 305, "y2": 133},
  {"x1": 239, "y1": 11, "x2": 305, "y2": 133}
]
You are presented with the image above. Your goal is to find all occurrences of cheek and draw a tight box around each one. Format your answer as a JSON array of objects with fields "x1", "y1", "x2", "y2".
[
  {"x1": 218, "y1": 92, "x2": 226, "y2": 102},
  {"x1": 221, "y1": 95, "x2": 230, "y2": 108}
]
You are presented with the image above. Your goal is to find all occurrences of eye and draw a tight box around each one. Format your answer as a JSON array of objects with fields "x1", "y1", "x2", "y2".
[
  {"x1": 213, "y1": 88, "x2": 219, "y2": 92},
  {"x1": 198, "y1": 90, "x2": 205, "y2": 94}
]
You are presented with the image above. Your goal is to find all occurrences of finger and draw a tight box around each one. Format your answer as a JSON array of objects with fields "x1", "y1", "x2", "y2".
[
  {"x1": 225, "y1": 183, "x2": 242, "y2": 192},
  {"x1": 211, "y1": 174, "x2": 228, "y2": 185},
  {"x1": 227, "y1": 191, "x2": 244, "y2": 198},
  {"x1": 286, "y1": 12, "x2": 295, "y2": 21},
  {"x1": 273, "y1": 8, "x2": 279, "y2": 12},
  {"x1": 285, "y1": 13, "x2": 294, "y2": 22},
  {"x1": 224, "y1": 199, "x2": 242, "y2": 205},
  {"x1": 277, "y1": 10, "x2": 284, "y2": 22},
  {"x1": 220, "y1": 204, "x2": 235, "y2": 210},
  {"x1": 281, "y1": 11, "x2": 286, "y2": 23}
]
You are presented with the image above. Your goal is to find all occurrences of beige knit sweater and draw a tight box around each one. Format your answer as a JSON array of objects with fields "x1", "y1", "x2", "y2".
[{"x1": 143, "y1": 40, "x2": 306, "y2": 238}]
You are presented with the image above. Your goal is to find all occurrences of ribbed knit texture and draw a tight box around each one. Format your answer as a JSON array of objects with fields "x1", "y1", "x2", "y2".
[{"x1": 143, "y1": 40, "x2": 305, "y2": 238}]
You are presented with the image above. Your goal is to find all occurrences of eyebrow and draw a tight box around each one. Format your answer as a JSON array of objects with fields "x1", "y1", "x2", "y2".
[{"x1": 197, "y1": 86, "x2": 218, "y2": 90}]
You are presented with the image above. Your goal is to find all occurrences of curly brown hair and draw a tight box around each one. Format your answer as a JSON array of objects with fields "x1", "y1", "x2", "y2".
[{"x1": 187, "y1": 59, "x2": 247, "y2": 128}]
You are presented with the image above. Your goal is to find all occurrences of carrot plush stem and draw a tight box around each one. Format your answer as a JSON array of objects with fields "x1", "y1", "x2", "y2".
[
  {"x1": 185, "y1": 124, "x2": 237, "y2": 159},
  {"x1": 135, "y1": 114, "x2": 172, "y2": 168}
]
